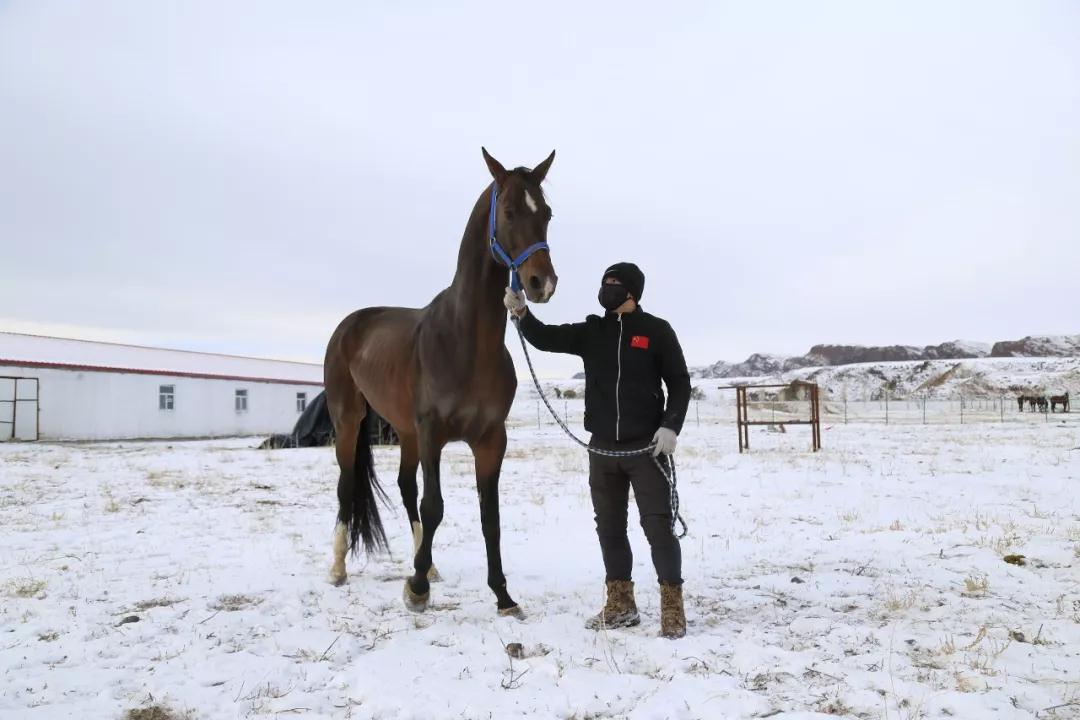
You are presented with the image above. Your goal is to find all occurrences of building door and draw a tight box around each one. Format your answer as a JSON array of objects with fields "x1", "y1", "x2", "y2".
[{"x1": 0, "y1": 377, "x2": 39, "y2": 441}]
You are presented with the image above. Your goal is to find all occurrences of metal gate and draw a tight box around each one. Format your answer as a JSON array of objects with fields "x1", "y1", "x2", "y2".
[{"x1": 0, "y1": 377, "x2": 39, "y2": 441}]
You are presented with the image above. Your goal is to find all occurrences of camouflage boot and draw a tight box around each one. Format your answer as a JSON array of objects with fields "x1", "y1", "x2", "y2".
[
  {"x1": 660, "y1": 583, "x2": 686, "y2": 639},
  {"x1": 585, "y1": 580, "x2": 641, "y2": 630}
]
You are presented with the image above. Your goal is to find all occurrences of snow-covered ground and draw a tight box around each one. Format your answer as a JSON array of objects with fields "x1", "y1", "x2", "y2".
[{"x1": 2, "y1": 412, "x2": 1079, "y2": 719}]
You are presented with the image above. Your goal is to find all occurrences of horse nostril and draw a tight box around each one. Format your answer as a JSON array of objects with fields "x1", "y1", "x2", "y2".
[{"x1": 528, "y1": 275, "x2": 542, "y2": 292}]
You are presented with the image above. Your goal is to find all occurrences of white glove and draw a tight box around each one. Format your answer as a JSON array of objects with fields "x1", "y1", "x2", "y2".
[
  {"x1": 652, "y1": 427, "x2": 677, "y2": 456},
  {"x1": 503, "y1": 287, "x2": 527, "y2": 316}
]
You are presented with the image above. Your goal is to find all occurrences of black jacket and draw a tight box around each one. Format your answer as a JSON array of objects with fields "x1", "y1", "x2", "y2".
[{"x1": 519, "y1": 306, "x2": 691, "y2": 444}]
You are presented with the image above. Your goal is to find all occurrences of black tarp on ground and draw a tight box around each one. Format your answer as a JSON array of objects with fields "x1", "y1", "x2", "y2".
[
  {"x1": 259, "y1": 391, "x2": 335, "y2": 449},
  {"x1": 259, "y1": 391, "x2": 398, "y2": 448}
]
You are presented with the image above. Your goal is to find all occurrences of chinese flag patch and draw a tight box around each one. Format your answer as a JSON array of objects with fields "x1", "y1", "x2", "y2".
[{"x1": 630, "y1": 335, "x2": 650, "y2": 350}]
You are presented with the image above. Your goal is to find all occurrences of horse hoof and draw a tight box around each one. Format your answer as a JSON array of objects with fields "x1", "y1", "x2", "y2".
[
  {"x1": 498, "y1": 605, "x2": 526, "y2": 620},
  {"x1": 403, "y1": 579, "x2": 430, "y2": 613},
  {"x1": 427, "y1": 565, "x2": 443, "y2": 583},
  {"x1": 329, "y1": 570, "x2": 347, "y2": 586}
]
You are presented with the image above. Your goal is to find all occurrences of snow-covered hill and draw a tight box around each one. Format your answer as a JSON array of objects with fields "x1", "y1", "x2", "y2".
[
  {"x1": 717, "y1": 356, "x2": 1080, "y2": 400},
  {"x1": 695, "y1": 334, "x2": 1078, "y2": 381},
  {"x1": 989, "y1": 334, "x2": 1080, "y2": 357}
]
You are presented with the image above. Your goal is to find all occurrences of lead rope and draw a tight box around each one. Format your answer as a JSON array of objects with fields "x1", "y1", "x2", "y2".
[{"x1": 510, "y1": 315, "x2": 688, "y2": 539}]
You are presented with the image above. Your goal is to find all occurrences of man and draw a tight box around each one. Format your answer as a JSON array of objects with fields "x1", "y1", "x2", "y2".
[{"x1": 504, "y1": 262, "x2": 691, "y2": 638}]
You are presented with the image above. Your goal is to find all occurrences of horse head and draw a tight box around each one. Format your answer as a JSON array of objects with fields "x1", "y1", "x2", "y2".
[{"x1": 481, "y1": 148, "x2": 558, "y2": 303}]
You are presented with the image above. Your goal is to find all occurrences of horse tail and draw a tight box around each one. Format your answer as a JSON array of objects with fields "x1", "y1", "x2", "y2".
[{"x1": 342, "y1": 411, "x2": 391, "y2": 556}]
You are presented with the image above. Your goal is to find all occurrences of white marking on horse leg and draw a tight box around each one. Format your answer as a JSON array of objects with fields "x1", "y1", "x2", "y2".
[
  {"x1": 330, "y1": 522, "x2": 348, "y2": 585},
  {"x1": 412, "y1": 521, "x2": 423, "y2": 553},
  {"x1": 524, "y1": 190, "x2": 538, "y2": 213},
  {"x1": 412, "y1": 520, "x2": 441, "y2": 581}
]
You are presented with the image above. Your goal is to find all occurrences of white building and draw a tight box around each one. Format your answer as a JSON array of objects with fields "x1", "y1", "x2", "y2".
[{"x1": 0, "y1": 332, "x2": 324, "y2": 441}]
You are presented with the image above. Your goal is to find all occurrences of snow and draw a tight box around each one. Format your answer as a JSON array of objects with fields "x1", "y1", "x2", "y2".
[
  {"x1": 2, "y1": 404, "x2": 1079, "y2": 718},
  {"x1": 695, "y1": 356, "x2": 1080, "y2": 402},
  {"x1": 0, "y1": 332, "x2": 322, "y2": 384}
]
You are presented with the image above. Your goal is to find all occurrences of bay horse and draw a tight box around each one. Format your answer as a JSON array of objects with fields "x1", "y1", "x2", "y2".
[
  {"x1": 323, "y1": 148, "x2": 557, "y2": 618},
  {"x1": 1051, "y1": 392, "x2": 1070, "y2": 413}
]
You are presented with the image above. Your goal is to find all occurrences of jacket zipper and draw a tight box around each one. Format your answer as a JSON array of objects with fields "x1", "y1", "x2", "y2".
[{"x1": 615, "y1": 314, "x2": 623, "y2": 441}]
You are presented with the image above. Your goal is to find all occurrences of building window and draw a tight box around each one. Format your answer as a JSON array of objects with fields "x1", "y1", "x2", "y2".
[
  {"x1": 159, "y1": 385, "x2": 175, "y2": 411},
  {"x1": 235, "y1": 389, "x2": 248, "y2": 412},
  {"x1": 296, "y1": 392, "x2": 307, "y2": 412}
]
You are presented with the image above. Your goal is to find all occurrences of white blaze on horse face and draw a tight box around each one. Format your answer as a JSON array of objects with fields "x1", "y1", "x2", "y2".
[
  {"x1": 542, "y1": 277, "x2": 556, "y2": 301},
  {"x1": 524, "y1": 190, "x2": 538, "y2": 213}
]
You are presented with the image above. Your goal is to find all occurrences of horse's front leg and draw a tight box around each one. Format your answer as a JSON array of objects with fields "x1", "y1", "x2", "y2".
[
  {"x1": 403, "y1": 419, "x2": 444, "y2": 612},
  {"x1": 470, "y1": 425, "x2": 522, "y2": 618}
]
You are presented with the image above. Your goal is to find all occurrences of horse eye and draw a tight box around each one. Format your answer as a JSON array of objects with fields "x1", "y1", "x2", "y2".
[{"x1": 504, "y1": 209, "x2": 515, "y2": 222}]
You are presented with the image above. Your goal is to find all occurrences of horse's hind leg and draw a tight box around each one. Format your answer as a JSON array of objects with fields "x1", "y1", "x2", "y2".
[
  {"x1": 397, "y1": 433, "x2": 441, "y2": 582},
  {"x1": 329, "y1": 401, "x2": 363, "y2": 586}
]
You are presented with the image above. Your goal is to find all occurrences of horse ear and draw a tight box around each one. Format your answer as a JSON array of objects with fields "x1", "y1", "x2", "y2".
[
  {"x1": 481, "y1": 147, "x2": 508, "y2": 186},
  {"x1": 531, "y1": 149, "x2": 556, "y2": 184}
]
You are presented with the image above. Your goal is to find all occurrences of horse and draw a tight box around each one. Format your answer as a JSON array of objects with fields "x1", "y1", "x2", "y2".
[
  {"x1": 1027, "y1": 396, "x2": 1039, "y2": 412},
  {"x1": 323, "y1": 148, "x2": 558, "y2": 618},
  {"x1": 1016, "y1": 396, "x2": 1025, "y2": 412},
  {"x1": 1036, "y1": 396, "x2": 1049, "y2": 413},
  {"x1": 1050, "y1": 392, "x2": 1070, "y2": 413}
]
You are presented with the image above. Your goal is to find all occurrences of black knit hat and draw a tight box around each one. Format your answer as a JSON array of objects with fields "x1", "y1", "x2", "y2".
[{"x1": 602, "y1": 262, "x2": 645, "y2": 302}]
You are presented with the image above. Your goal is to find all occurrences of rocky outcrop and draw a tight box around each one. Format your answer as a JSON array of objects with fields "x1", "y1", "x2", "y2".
[
  {"x1": 689, "y1": 335, "x2": 1074, "y2": 379},
  {"x1": 990, "y1": 335, "x2": 1080, "y2": 358}
]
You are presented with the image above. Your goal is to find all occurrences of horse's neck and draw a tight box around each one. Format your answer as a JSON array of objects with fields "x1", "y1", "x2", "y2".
[{"x1": 441, "y1": 190, "x2": 509, "y2": 347}]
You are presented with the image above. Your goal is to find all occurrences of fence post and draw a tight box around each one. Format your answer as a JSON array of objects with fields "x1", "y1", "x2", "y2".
[
  {"x1": 885, "y1": 393, "x2": 889, "y2": 425},
  {"x1": 922, "y1": 395, "x2": 926, "y2": 425},
  {"x1": 1000, "y1": 396, "x2": 1004, "y2": 423},
  {"x1": 960, "y1": 395, "x2": 964, "y2": 424},
  {"x1": 696, "y1": 400, "x2": 700, "y2": 427},
  {"x1": 537, "y1": 400, "x2": 541, "y2": 429},
  {"x1": 844, "y1": 397, "x2": 848, "y2": 425}
]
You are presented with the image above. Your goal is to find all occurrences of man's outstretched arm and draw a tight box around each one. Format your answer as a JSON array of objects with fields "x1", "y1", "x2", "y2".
[{"x1": 506, "y1": 287, "x2": 586, "y2": 356}]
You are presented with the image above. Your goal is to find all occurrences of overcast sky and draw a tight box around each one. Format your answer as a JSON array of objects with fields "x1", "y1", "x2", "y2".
[{"x1": 2, "y1": 1, "x2": 1078, "y2": 377}]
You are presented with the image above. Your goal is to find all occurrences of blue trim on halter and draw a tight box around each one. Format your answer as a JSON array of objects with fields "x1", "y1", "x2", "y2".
[{"x1": 487, "y1": 185, "x2": 549, "y2": 293}]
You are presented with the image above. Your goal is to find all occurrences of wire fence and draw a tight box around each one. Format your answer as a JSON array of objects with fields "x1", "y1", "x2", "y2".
[{"x1": 513, "y1": 389, "x2": 1076, "y2": 429}]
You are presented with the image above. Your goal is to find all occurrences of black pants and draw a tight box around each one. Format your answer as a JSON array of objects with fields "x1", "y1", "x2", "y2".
[{"x1": 589, "y1": 439, "x2": 682, "y2": 586}]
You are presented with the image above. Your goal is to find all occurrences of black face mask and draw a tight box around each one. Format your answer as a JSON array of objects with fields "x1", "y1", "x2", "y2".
[{"x1": 598, "y1": 283, "x2": 630, "y2": 311}]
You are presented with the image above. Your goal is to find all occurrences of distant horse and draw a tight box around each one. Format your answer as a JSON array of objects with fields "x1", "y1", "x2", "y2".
[
  {"x1": 1050, "y1": 392, "x2": 1070, "y2": 413},
  {"x1": 1018, "y1": 394, "x2": 1040, "y2": 412},
  {"x1": 323, "y1": 148, "x2": 558, "y2": 618},
  {"x1": 1036, "y1": 396, "x2": 1049, "y2": 413}
]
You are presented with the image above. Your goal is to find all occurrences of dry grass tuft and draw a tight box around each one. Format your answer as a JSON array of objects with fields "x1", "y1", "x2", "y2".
[
  {"x1": 210, "y1": 593, "x2": 262, "y2": 612},
  {"x1": 4, "y1": 578, "x2": 46, "y2": 599},
  {"x1": 883, "y1": 587, "x2": 921, "y2": 613},
  {"x1": 838, "y1": 509, "x2": 861, "y2": 524},
  {"x1": 132, "y1": 597, "x2": 184, "y2": 612},
  {"x1": 962, "y1": 575, "x2": 990, "y2": 597},
  {"x1": 124, "y1": 705, "x2": 193, "y2": 720},
  {"x1": 103, "y1": 485, "x2": 122, "y2": 513}
]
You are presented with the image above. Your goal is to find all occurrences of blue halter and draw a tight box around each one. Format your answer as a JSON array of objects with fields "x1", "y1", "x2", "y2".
[{"x1": 488, "y1": 185, "x2": 549, "y2": 293}]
